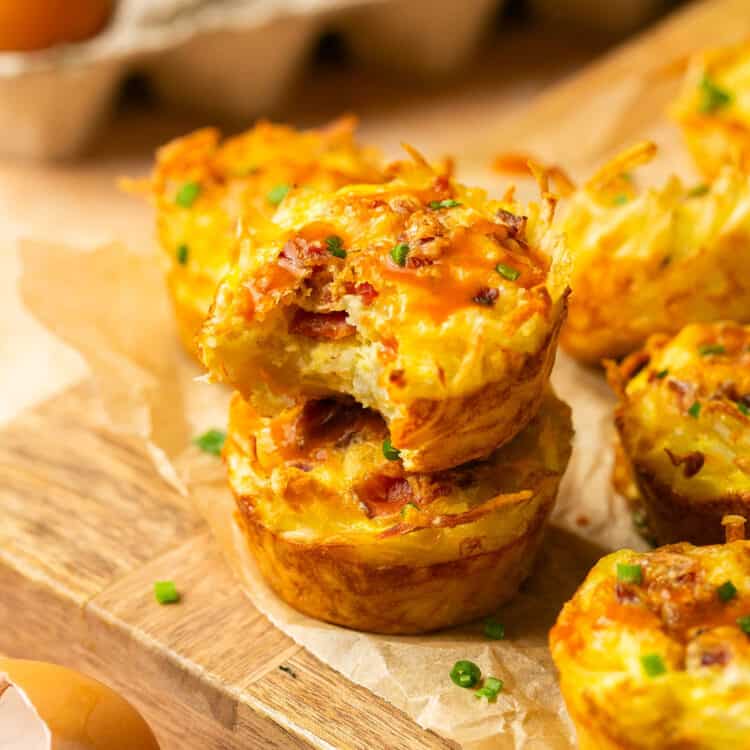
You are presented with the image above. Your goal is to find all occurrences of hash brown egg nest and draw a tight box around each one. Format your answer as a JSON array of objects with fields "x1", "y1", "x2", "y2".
[
  {"x1": 149, "y1": 117, "x2": 384, "y2": 356},
  {"x1": 559, "y1": 142, "x2": 750, "y2": 365},
  {"x1": 607, "y1": 322, "x2": 750, "y2": 546},
  {"x1": 225, "y1": 388, "x2": 572, "y2": 634},
  {"x1": 672, "y1": 42, "x2": 750, "y2": 180},
  {"x1": 201, "y1": 154, "x2": 570, "y2": 473},
  {"x1": 550, "y1": 532, "x2": 750, "y2": 750}
]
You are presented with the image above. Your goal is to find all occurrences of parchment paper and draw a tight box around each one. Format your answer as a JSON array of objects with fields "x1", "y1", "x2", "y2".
[{"x1": 16, "y1": 232, "x2": 650, "y2": 750}]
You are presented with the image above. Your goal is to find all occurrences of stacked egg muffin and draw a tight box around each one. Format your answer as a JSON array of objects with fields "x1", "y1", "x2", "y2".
[{"x1": 153, "y1": 121, "x2": 573, "y2": 634}]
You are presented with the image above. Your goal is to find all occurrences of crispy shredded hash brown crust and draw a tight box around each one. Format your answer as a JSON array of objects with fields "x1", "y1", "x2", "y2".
[
  {"x1": 607, "y1": 322, "x2": 750, "y2": 546},
  {"x1": 201, "y1": 155, "x2": 569, "y2": 472},
  {"x1": 149, "y1": 117, "x2": 384, "y2": 356},
  {"x1": 225, "y1": 389, "x2": 572, "y2": 633},
  {"x1": 560, "y1": 142, "x2": 750, "y2": 364},
  {"x1": 550, "y1": 539, "x2": 750, "y2": 750},
  {"x1": 672, "y1": 42, "x2": 750, "y2": 179}
]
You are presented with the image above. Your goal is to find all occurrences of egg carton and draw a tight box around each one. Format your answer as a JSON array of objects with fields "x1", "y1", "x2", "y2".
[
  {"x1": 0, "y1": 0, "x2": 501, "y2": 160},
  {"x1": 1, "y1": 0, "x2": 674, "y2": 161}
]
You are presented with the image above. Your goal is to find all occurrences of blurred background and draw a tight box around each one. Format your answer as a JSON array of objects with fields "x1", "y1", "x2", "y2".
[{"x1": 0, "y1": 0, "x2": 689, "y2": 161}]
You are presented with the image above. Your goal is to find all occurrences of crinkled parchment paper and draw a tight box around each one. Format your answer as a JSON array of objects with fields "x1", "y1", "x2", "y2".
[{"x1": 17, "y1": 229, "x2": 645, "y2": 749}]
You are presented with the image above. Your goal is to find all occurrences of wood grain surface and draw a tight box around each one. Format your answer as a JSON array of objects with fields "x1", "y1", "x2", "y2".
[
  {"x1": 0, "y1": 382, "x2": 455, "y2": 749},
  {"x1": 2, "y1": 1, "x2": 749, "y2": 748}
]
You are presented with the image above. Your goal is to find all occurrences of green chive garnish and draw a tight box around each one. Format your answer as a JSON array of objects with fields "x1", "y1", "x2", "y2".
[
  {"x1": 738, "y1": 615, "x2": 750, "y2": 635},
  {"x1": 688, "y1": 401, "x2": 701, "y2": 419},
  {"x1": 267, "y1": 183, "x2": 291, "y2": 206},
  {"x1": 641, "y1": 653, "x2": 666, "y2": 677},
  {"x1": 496, "y1": 263, "x2": 520, "y2": 281},
  {"x1": 475, "y1": 676, "x2": 504, "y2": 701},
  {"x1": 483, "y1": 619, "x2": 505, "y2": 640},
  {"x1": 176, "y1": 244, "x2": 189, "y2": 265},
  {"x1": 429, "y1": 199, "x2": 461, "y2": 210},
  {"x1": 655, "y1": 369, "x2": 669, "y2": 379},
  {"x1": 176, "y1": 181, "x2": 201, "y2": 208},
  {"x1": 612, "y1": 194, "x2": 629, "y2": 206},
  {"x1": 617, "y1": 562, "x2": 643, "y2": 585},
  {"x1": 154, "y1": 580, "x2": 180, "y2": 605},
  {"x1": 383, "y1": 438, "x2": 401, "y2": 461},
  {"x1": 718, "y1": 581, "x2": 738, "y2": 603},
  {"x1": 450, "y1": 660, "x2": 481, "y2": 689},
  {"x1": 699, "y1": 74, "x2": 732, "y2": 114},
  {"x1": 194, "y1": 429, "x2": 226, "y2": 456},
  {"x1": 326, "y1": 235, "x2": 346, "y2": 258},
  {"x1": 687, "y1": 184, "x2": 709, "y2": 198},
  {"x1": 390, "y1": 243, "x2": 410, "y2": 267},
  {"x1": 699, "y1": 343, "x2": 726, "y2": 356},
  {"x1": 739, "y1": 403, "x2": 750, "y2": 417}
]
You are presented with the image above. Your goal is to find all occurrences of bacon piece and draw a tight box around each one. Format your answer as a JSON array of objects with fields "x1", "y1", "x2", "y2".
[
  {"x1": 473, "y1": 287, "x2": 499, "y2": 306},
  {"x1": 615, "y1": 581, "x2": 640, "y2": 604},
  {"x1": 355, "y1": 472, "x2": 415, "y2": 518},
  {"x1": 289, "y1": 309, "x2": 356, "y2": 340},
  {"x1": 664, "y1": 448, "x2": 705, "y2": 478},
  {"x1": 700, "y1": 648, "x2": 730, "y2": 667},
  {"x1": 295, "y1": 399, "x2": 369, "y2": 449},
  {"x1": 344, "y1": 281, "x2": 378, "y2": 305},
  {"x1": 278, "y1": 237, "x2": 327, "y2": 272},
  {"x1": 496, "y1": 209, "x2": 528, "y2": 239}
]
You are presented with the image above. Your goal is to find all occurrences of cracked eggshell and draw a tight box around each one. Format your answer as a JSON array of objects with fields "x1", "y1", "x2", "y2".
[{"x1": 0, "y1": 659, "x2": 159, "y2": 750}]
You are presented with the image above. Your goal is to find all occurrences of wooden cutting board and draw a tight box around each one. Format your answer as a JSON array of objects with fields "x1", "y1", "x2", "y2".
[{"x1": 1, "y1": 0, "x2": 749, "y2": 748}]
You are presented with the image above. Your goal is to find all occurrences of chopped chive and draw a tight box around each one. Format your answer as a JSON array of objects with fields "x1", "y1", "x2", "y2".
[
  {"x1": 718, "y1": 581, "x2": 738, "y2": 603},
  {"x1": 326, "y1": 235, "x2": 347, "y2": 259},
  {"x1": 450, "y1": 660, "x2": 481, "y2": 689},
  {"x1": 176, "y1": 244, "x2": 189, "y2": 265},
  {"x1": 688, "y1": 401, "x2": 701, "y2": 419},
  {"x1": 390, "y1": 242, "x2": 410, "y2": 267},
  {"x1": 496, "y1": 263, "x2": 520, "y2": 281},
  {"x1": 475, "y1": 676, "x2": 504, "y2": 701},
  {"x1": 383, "y1": 438, "x2": 401, "y2": 461},
  {"x1": 699, "y1": 74, "x2": 732, "y2": 114},
  {"x1": 194, "y1": 429, "x2": 226, "y2": 456},
  {"x1": 738, "y1": 615, "x2": 750, "y2": 635},
  {"x1": 739, "y1": 403, "x2": 750, "y2": 417},
  {"x1": 699, "y1": 343, "x2": 726, "y2": 356},
  {"x1": 617, "y1": 562, "x2": 643, "y2": 585},
  {"x1": 267, "y1": 183, "x2": 291, "y2": 206},
  {"x1": 655, "y1": 369, "x2": 669, "y2": 379},
  {"x1": 687, "y1": 184, "x2": 709, "y2": 198},
  {"x1": 429, "y1": 199, "x2": 461, "y2": 210},
  {"x1": 154, "y1": 580, "x2": 180, "y2": 605},
  {"x1": 483, "y1": 619, "x2": 505, "y2": 640},
  {"x1": 641, "y1": 653, "x2": 666, "y2": 677},
  {"x1": 612, "y1": 194, "x2": 629, "y2": 206},
  {"x1": 176, "y1": 181, "x2": 201, "y2": 208}
]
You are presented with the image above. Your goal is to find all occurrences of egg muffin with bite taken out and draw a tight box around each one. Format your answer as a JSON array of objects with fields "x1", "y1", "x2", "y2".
[{"x1": 201, "y1": 152, "x2": 570, "y2": 473}]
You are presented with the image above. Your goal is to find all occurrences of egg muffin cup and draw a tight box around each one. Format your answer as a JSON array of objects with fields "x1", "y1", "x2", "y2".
[
  {"x1": 559, "y1": 141, "x2": 750, "y2": 365},
  {"x1": 148, "y1": 117, "x2": 384, "y2": 358},
  {"x1": 225, "y1": 388, "x2": 572, "y2": 634},
  {"x1": 550, "y1": 517, "x2": 750, "y2": 750},
  {"x1": 672, "y1": 42, "x2": 750, "y2": 180},
  {"x1": 607, "y1": 322, "x2": 750, "y2": 546},
  {"x1": 201, "y1": 155, "x2": 569, "y2": 473}
]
